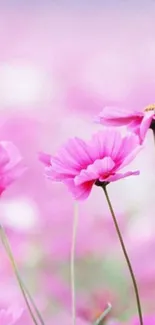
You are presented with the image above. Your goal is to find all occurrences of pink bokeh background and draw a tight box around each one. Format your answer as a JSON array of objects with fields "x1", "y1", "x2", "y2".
[{"x1": 0, "y1": 2, "x2": 155, "y2": 323}]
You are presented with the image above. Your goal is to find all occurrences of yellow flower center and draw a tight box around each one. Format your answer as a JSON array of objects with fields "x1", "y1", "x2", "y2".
[{"x1": 144, "y1": 103, "x2": 155, "y2": 112}]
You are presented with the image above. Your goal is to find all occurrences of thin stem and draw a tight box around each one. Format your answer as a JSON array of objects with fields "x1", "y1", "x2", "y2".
[
  {"x1": 94, "y1": 303, "x2": 112, "y2": 325},
  {"x1": 102, "y1": 186, "x2": 143, "y2": 325},
  {"x1": 71, "y1": 202, "x2": 78, "y2": 325},
  {"x1": 22, "y1": 283, "x2": 45, "y2": 325},
  {"x1": 0, "y1": 226, "x2": 41, "y2": 325},
  {"x1": 152, "y1": 129, "x2": 155, "y2": 147}
]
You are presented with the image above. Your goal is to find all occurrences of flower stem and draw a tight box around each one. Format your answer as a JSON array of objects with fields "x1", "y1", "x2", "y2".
[
  {"x1": 152, "y1": 130, "x2": 155, "y2": 147},
  {"x1": 94, "y1": 303, "x2": 112, "y2": 325},
  {"x1": 102, "y1": 186, "x2": 143, "y2": 325},
  {"x1": 21, "y1": 282, "x2": 45, "y2": 325},
  {"x1": 0, "y1": 226, "x2": 44, "y2": 325},
  {"x1": 71, "y1": 202, "x2": 78, "y2": 325}
]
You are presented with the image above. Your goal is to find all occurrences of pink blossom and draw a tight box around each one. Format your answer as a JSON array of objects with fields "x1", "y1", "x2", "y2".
[
  {"x1": 0, "y1": 141, "x2": 25, "y2": 195},
  {"x1": 97, "y1": 104, "x2": 155, "y2": 143},
  {"x1": 0, "y1": 308, "x2": 32, "y2": 325},
  {"x1": 40, "y1": 129, "x2": 141, "y2": 200}
]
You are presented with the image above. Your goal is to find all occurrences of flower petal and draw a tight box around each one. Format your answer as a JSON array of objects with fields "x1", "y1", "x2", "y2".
[
  {"x1": 38, "y1": 152, "x2": 52, "y2": 166},
  {"x1": 89, "y1": 129, "x2": 122, "y2": 161},
  {"x1": 75, "y1": 157, "x2": 115, "y2": 186},
  {"x1": 0, "y1": 145, "x2": 10, "y2": 168},
  {"x1": 115, "y1": 133, "x2": 141, "y2": 168},
  {"x1": 140, "y1": 111, "x2": 154, "y2": 142},
  {"x1": 65, "y1": 179, "x2": 94, "y2": 200},
  {"x1": 118, "y1": 146, "x2": 142, "y2": 170},
  {"x1": 106, "y1": 170, "x2": 140, "y2": 182},
  {"x1": 0, "y1": 164, "x2": 27, "y2": 192},
  {"x1": 98, "y1": 106, "x2": 142, "y2": 126},
  {"x1": 57, "y1": 138, "x2": 93, "y2": 170},
  {"x1": 0, "y1": 141, "x2": 22, "y2": 172}
]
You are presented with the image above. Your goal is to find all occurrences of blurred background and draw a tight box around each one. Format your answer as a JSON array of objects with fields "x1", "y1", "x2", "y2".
[{"x1": 0, "y1": 0, "x2": 155, "y2": 323}]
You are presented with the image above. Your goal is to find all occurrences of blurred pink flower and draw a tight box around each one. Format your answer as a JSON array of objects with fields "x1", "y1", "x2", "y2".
[
  {"x1": 129, "y1": 315, "x2": 155, "y2": 325},
  {"x1": 0, "y1": 141, "x2": 25, "y2": 195},
  {"x1": 49, "y1": 312, "x2": 91, "y2": 325},
  {"x1": 77, "y1": 292, "x2": 114, "y2": 323},
  {"x1": 98, "y1": 105, "x2": 155, "y2": 143},
  {"x1": 0, "y1": 308, "x2": 32, "y2": 325},
  {"x1": 40, "y1": 129, "x2": 140, "y2": 200}
]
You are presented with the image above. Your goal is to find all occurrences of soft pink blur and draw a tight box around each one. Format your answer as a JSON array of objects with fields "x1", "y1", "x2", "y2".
[
  {"x1": 0, "y1": 308, "x2": 32, "y2": 325},
  {"x1": 0, "y1": 2, "x2": 155, "y2": 323}
]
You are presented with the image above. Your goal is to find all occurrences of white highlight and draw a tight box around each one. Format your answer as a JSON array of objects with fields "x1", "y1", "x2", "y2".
[
  {"x1": 0, "y1": 198, "x2": 38, "y2": 230},
  {"x1": 0, "y1": 63, "x2": 47, "y2": 107}
]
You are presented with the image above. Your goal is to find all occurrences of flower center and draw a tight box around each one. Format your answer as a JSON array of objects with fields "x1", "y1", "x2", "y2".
[
  {"x1": 144, "y1": 103, "x2": 155, "y2": 112},
  {"x1": 95, "y1": 180, "x2": 109, "y2": 187}
]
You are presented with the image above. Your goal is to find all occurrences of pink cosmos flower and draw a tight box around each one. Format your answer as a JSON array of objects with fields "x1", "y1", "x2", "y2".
[
  {"x1": 97, "y1": 104, "x2": 155, "y2": 143},
  {"x1": 40, "y1": 128, "x2": 141, "y2": 200},
  {"x1": 0, "y1": 141, "x2": 24, "y2": 195}
]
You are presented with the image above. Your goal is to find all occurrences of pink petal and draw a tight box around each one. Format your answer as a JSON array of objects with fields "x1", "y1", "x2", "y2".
[
  {"x1": 65, "y1": 179, "x2": 94, "y2": 200},
  {"x1": 127, "y1": 122, "x2": 141, "y2": 139},
  {"x1": 140, "y1": 111, "x2": 154, "y2": 142},
  {"x1": 75, "y1": 157, "x2": 115, "y2": 186},
  {"x1": 118, "y1": 146, "x2": 142, "y2": 170},
  {"x1": 45, "y1": 165, "x2": 75, "y2": 181},
  {"x1": 0, "y1": 145, "x2": 10, "y2": 168},
  {"x1": 13, "y1": 310, "x2": 32, "y2": 325},
  {"x1": 0, "y1": 141, "x2": 25, "y2": 194},
  {"x1": 0, "y1": 310, "x2": 13, "y2": 324},
  {"x1": 57, "y1": 138, "x2": 93, "y2": 170},
  {"x1": 38, "y1": 152, "x2": 52, "y2": 166},
  {"x1": 106, "y1": 170, "x2": 140, "y2": 182},
  {"x1": 0, "y1": 141, "x2": 22, "y2": 172},
  {"x1": 98, "y1": 106, "x2": 142, "y2": 126},
  {"x1": 115, "y1": 133, "x2": 141, "y2": 167},
  {"x1": 89, "y1": 129, "x2": 122, "y2": 161},
  {"x1": 46, "y1": 137, "x2": 95, "y2": 182},
  {"x1": 52, "y1": 157, "x2": 78, "y2": 177},
  {"x1": 102, "y1": 129, "x2": 123, "y2": 160},
  {"x1": 0, "y1": 163, "x2": 27, "y2": 192}
]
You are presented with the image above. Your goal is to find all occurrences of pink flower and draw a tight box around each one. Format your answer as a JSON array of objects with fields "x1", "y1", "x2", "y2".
[
  {"x1": 40, "y1": 129, "x2": 141, "y2": 200},
  {"x1": 0, "y1": 308, "x2": 32, "y2": 325},
  {"x1": 0, "y1": 141, "x2": 25, "y2": 195},
  {"x1": 97, "y1": 104, "x2": 155, "y2": 143}
]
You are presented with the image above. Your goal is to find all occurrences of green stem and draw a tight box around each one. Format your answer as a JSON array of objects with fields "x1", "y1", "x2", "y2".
[
  {"x1": 0, "y1": 226, "x2": 44, "y2": 325},
  {"x1": 102, "y1": 186, "x2": 143, "y2": 325},
  {"x1": 71, "y1": 203, "x2": 78, "y2": 325}
]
